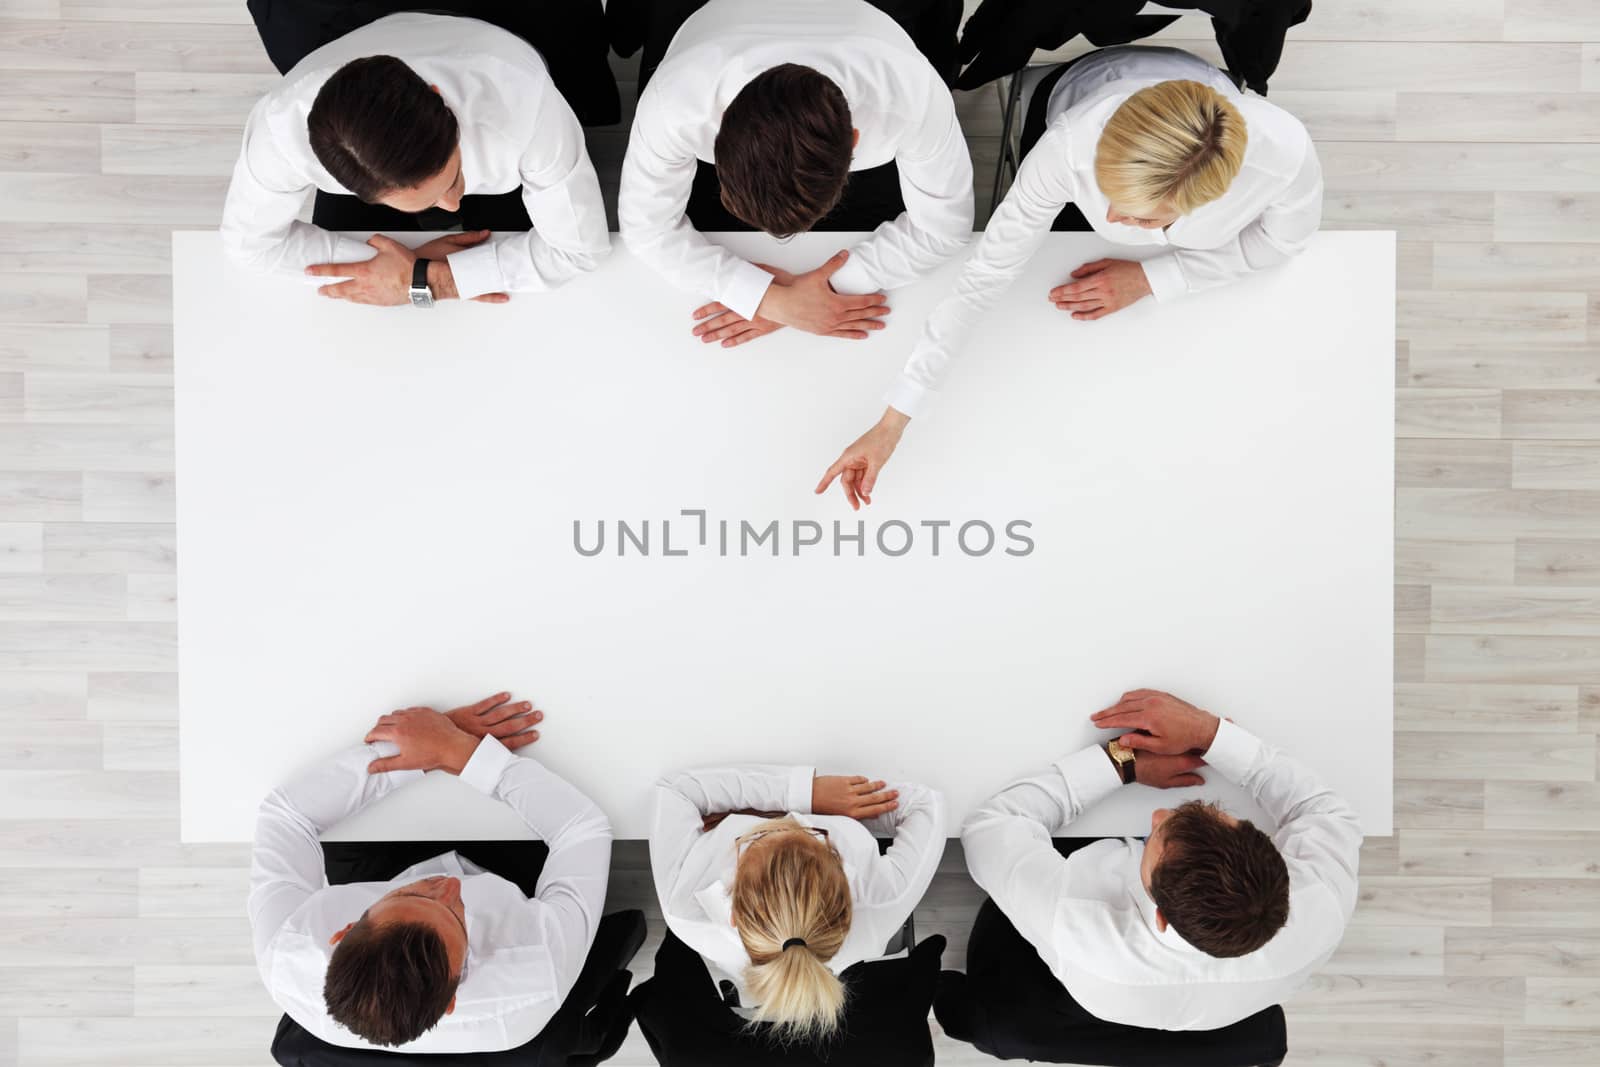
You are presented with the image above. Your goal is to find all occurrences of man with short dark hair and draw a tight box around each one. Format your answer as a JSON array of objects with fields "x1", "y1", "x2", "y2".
[
  {"x1": 619, "y1": 0, "x2": 974, "y2": 349},
  {"x1": 959, "y1": 688, "x2": 1361, "y2": 1031},
  {"x1": 249, "y1": 692, "x2": 613, "y2": 1052},
  {"x1": 222, "y1": 13, "x2": 609, "y2": 307}
]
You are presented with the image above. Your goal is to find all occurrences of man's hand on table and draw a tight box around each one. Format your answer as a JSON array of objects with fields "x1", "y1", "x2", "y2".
[
  {"x1": 363, "y1": 691, "x2": 541, "y2": 775},
  {"x1": 691, "y1": 251, "x2": 890, "y2": 347},
  {"x1": 1049, "y1": 258, "x2": 1151, "y2": 320},
  {"x1": 304, "y1": 232, "x2": 510, "y2": 305},
  {"x1": 1091, "y1": 689, "x2": 1222, "y2": 756},
  {"x1": 445, "y1": 691, "x2": 542, "y2": 746},
  {"x1": 1133, "y1": 752, "x2": 1208, "y2": 789},
  {"x1": 815, "y1": 406, "x2": 911, "y2": 510},
  {"x1": 697, "y1": 249, "x2": 888, "y2": 346}
]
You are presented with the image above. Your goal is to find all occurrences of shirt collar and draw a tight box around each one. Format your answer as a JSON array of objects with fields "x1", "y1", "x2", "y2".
[{"x1": 1123, "y1": 838, "x2": 1204, "y2": 954}]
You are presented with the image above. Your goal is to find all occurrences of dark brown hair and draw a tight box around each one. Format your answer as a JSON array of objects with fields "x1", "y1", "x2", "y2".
[
  {"x1": 323, "y1": 917, "x2": 459, "y2": 1047},
  {"x1": 714, "y1": 64, "x2": 854, "y2": 236},
  {"x1": 307, "y1": 56, "x2": 459, "y2": 204},
  {"x1": 1148, "y1": 801, "x2": 1290, "y2": 958}
]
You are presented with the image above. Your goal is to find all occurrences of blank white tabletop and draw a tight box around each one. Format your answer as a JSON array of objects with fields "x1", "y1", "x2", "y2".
[{"x1": 174, "y1": 229, "x2": 1394, "y2": 842}]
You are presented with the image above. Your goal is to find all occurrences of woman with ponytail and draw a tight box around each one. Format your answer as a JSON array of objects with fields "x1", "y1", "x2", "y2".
[{"x1": 649, "y1": 765, "x2": 945, "y2": 1043}]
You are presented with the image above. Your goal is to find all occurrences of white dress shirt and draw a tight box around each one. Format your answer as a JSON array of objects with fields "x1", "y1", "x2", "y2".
[
  {"x1": 890, "y1": 46, "x2": 1323, "y2": 417},
  {"x1": 960, "y1": 720, "x2": 1361, "y2": 1031},
  {"x1": 220, "y1": 13, "x2": 610, "y2": 299},
  {"x1": 649, "y1": 764, "x2": 946, "y2": 1007},
  {"x1": 619, "y1": 0, "x2": 974, "y2": 321},
  {"x1": 248, "y1": 737, "x2": 613, "y2": 1053}
]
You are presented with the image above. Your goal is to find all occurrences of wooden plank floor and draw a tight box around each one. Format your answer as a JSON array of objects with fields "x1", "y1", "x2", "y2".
[{"x1": 2, "y1": 1, "x2": 1598, "y2": 1063}]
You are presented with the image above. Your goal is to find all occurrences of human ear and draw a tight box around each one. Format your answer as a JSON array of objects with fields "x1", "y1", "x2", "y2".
[
  {"x1": 851, "y1": 128, "x2": 860, "y2": 149},
  {"x1": 1154, "y1": 908, "x2": 1168, "y2": 933},
  {"x1": 445, "y1": 995, "x2": 456, "y2": 1016},
  {"x1": 328, "y1": 922, "x2": 355, "y2": 947}
]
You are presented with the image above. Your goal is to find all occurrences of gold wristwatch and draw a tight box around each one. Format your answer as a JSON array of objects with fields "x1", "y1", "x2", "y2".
[{"x1": 1105, "y1": 738, "x2": 1136, "y2": 785}]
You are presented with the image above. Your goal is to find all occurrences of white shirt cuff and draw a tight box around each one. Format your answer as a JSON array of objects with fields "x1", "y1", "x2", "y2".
[
  {"x1": 1141, "y1": 253, "x2": 1187, "y2": 303},
  {"x1": 445, "y1": 243, "x2": 503, "y2": 302},
  {"x1": 787, "y1": 766, "x2": 815, "y2": 814},
  {"x1": 1055, "y1": 744, "x2": 1125, "y2": 815},
  {"x1": 1202, "y1": 718, "x2": 1262, "y2": 784},
  {"x1": 723, "y1": 261, "x2": 776, "y2": 322},
  {"x1": 459, "y1": 735, "x2": 515, "y2": 795},
  {"x1": 885, "y1": 374, "x2": 933, "y2": 419},
  {"x1": 827, "y1": 256, "x2": 874, "y2": 296}
]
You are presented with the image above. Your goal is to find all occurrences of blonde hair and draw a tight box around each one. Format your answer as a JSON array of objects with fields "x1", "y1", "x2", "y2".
[
  {"x1": 1094, "y1": 79, "x2": 1247, "y2": 217},
  {"x1": 731, "y1": 817, "x2": 853, "y2": 1043}
]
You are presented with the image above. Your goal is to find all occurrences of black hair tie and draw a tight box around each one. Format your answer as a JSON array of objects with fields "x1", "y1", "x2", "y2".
[{"x1": 782, "y1": 938, "x2": 807, "y2": 951}]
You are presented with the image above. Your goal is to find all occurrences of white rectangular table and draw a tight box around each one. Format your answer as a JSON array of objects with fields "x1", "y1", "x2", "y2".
[{"x1": 174, "y1": 229, "x2": 1394, "y2": 842}]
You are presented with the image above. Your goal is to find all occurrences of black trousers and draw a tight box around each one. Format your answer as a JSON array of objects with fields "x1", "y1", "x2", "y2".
[
  {"x1": 309, "y1": 189, "x2": 533, "y2": 236},
  {"x1": 935, "y1": 898, "x2": 1288, "y2": 1067},
  {"x1": 270, "y1": 841, "x2": 645, "y2": 1067}
]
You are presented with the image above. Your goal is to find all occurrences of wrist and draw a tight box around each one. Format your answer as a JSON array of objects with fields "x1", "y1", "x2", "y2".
[
  {"x1": 1198, "y1": 712, "x2": 1222, "y2": 753},
  {"x1": 877, "y1": 407, "x2": 912, "y2": 436},
  {"x1": 1103, "y1": 739, "x2": 1136, "y2": 785},
  {"x1": 441, "y1": 732, "x2": 478, "y2": 775},
  {"x1": 426, "y1": 259, "x2": 459, "y2": 301}
]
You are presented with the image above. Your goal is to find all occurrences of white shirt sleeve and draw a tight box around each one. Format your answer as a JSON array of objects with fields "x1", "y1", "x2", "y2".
[
  {"x1": 444, "y1": 90, "x2": 612, "y2": 300},
  {"x1": 648, "y1": 764, "x2": 815, "y2": 902},
  {"x1": 619, "y1": 95, "x2": 778, "y2": 321},
  {"x1": 887, "y1": 132, "x2": 1075, "y2": 418},
  {"x1": 958, "y1": 745, "x2": 1124, "y2": 966},
  {"x1": 1202, "y1": 719, "x2": 1362, "y2": 922},
  {"x1": 220, "y1": 99, "x2": 377, "y2": 279},
  {"x1": 248, "y1": 741, "x2": 421, "y2": 968},
  {"x1": 1140, "y1": 139, "x2": 1324, "y2": 302},
  {"x1": 849, "y1": 779, "x2": 946, "y2": 944},
  {"x1": 827, "y1": 87, "x2": 975, "y2": 298},
  {"x1": 455, "y1": 737, "x2": 614, "y2": 1025}
]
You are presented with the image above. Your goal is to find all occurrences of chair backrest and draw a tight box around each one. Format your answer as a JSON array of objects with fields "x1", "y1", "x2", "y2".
[{"x1": 628, "y1": 930, "x2": 946, "y2": 1067}]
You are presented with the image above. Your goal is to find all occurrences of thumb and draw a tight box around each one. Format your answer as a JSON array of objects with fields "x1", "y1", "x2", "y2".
[
  {"x1": 860, "y1": 460, "x2": 880, "y2": 499},
  {"x1": 1174, "y1": 773, "x2": 1205, "y2": 787},
  {"x1": 367, "y1": 233, "x2": 401, "y2": 252},
  {"x1": 1119, "y1": 732, "x2": 1157, "y2": 751},
  {"x1": 821, "y1": 249, "x2": 850, "y2": 277},
  {"x1": 1071, "y1": 259, "x2": 1108, "y2": 278},
  {"x1": 367, "y1": 756, "x2": 402, "y2": 775}
]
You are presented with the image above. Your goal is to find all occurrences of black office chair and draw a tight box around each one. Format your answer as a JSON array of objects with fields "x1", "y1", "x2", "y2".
[
  {"x1": 268, "y1": 840, "x2": 645, "y2": 1067},
  {"x1": 935, "y1": 838, "x2": 1288, "y2": 1067},
  {"x1": 628, "y1": 929, "x2": 947, "y2": 1067}
]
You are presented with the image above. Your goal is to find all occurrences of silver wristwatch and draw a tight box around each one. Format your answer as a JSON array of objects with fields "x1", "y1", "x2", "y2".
[{"x1": 409, "y1": 258, "x2": 435, "y2": 309}]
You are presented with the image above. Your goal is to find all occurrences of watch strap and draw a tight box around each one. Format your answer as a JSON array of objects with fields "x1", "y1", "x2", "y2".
[{"x1": 412, "y1": 257, "x2": 431, "y2": 293}]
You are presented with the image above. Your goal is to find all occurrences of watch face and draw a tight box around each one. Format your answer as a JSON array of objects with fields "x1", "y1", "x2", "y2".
[{"x1": 409, "y1": 287, "x2": 434, "y2": 309}]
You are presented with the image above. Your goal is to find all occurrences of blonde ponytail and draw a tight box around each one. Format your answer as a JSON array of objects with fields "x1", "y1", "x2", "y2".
[
  {"x1": 732, "y1": 818, "x2": 853, "y2": 1043},
  {"x1": 1094, "y1": 79, "x2": 1248, "y2": 216}
]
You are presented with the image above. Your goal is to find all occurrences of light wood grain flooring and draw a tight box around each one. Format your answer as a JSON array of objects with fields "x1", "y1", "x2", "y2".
[{"x1": 2, "y1": 1, "x2": 1598, "y2": 1063}]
